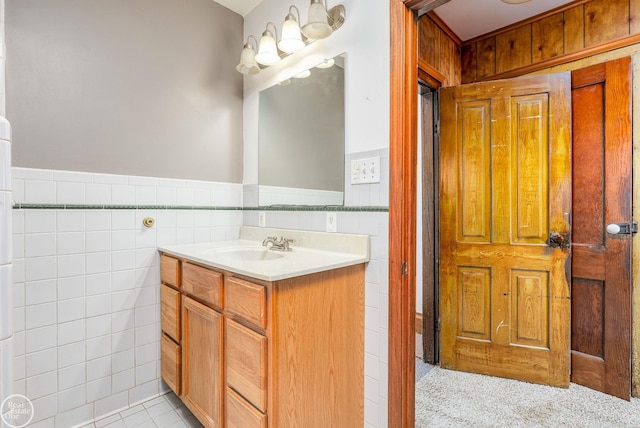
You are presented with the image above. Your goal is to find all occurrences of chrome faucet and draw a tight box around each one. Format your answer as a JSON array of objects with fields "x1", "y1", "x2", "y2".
[{"x1": 262, "y1": 236, "x2": 294, "y2": 251}]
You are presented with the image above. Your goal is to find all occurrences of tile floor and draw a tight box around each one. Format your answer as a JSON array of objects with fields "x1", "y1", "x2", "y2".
[{"x1": 79, "y1": 392, "x2": 203, "y2": 428}]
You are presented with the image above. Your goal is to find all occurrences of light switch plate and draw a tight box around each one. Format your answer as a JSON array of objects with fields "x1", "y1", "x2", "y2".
[
  {"x1": 258, "y1": 211, "x2": 266, "y2": 227},
  {"x1": 351, "y1": 157, "x2": 381, "y2": 184},
  {"x1": 326, "y1": 212, "x2": 337, "y2": 233}
]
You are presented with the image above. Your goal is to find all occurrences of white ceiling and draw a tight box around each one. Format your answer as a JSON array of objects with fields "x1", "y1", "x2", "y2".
[
  {"x1": 212, "y1": 0, "x2": 263, "y2": 16},
  {"x1": 215, "y1": 0, "x2": 576, "y2": 40},
  {"x1": 434, "y1": 0, "x2": 575, "y2": 41}
]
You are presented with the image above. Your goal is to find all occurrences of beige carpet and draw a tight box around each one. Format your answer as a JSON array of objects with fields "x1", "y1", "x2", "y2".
[{"x1": 415, "y1": 367, "x2": 640, "y2": 427}]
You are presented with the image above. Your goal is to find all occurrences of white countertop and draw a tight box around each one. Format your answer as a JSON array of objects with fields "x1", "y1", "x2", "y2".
[{"x1": 158, "y1": 227, "x2": 370, "y2": 282}]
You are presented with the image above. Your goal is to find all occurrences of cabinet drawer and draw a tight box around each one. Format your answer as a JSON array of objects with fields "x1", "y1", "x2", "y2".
[
  {"x1": 161, "y1": 333, "x2": 181, "y2": 396},
  {"x1": 225, "y1": 277, "x2": 266, "y2": 329},
  {"x1": 226, "y1": 318, "x2": 267, "y2": 412},
  {"x1": 226, "y1": 388, "x2": 267, "y2": 428},
  {"x1": 160, "y1": 254, "x2": 181, "y2": 288},
  {"x1": 182, "y1": 262, "x2": 223, "y2": 309},
  {"x1": 161, "y1": 284, "x2": 180, "y2": 341}
]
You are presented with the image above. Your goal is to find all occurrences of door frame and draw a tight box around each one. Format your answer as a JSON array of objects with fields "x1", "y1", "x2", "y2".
[{"x1": 389, "y1": 1, "x2": 419, "y2": 427}]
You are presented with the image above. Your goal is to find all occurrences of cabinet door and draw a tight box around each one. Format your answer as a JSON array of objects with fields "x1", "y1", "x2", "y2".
[{"x1": 182, "y1": 296, "x2": 224, "y2": 428}]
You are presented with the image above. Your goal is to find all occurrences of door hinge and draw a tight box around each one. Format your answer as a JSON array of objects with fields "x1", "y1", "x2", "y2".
[
  {"x1": 401, "y1": 261, "x2": 408, "y2": 276},
  {"x1": 436, "y1": 319, "x2": 441, "y2": 332},
  {"x1": 434, "y1": 120, "x2": 440, "y2": 135}
]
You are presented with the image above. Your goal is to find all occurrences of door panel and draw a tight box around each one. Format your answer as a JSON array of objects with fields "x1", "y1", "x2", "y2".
[
  {"x1": 570, "y1": 57, "x2": 632, "y2": 400},
  {"x1": 440, "y1": 73, "x2": 572, "y2": 387}
]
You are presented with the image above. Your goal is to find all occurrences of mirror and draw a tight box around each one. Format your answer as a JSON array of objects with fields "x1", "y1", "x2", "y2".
[{"x1": 258, "y1": 54, "x2": 345, "y2": 206}]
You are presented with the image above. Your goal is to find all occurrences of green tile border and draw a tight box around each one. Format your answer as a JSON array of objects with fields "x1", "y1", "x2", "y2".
[
  {"x1": 245, "y1": 205, "x2": 389, "y2": 212},
  {"x1": 12, "y1": 203, "x2": 389, "y2": 212},
  {"x1": 12, "y1": 203, "x2": 244, "y2": 210}
]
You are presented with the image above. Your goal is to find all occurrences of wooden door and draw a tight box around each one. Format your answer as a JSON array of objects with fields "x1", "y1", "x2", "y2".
[
  {"x1": 439, "y1": 73, "x2": 572, "y2": 386},
  {"x1": 182, "y1": 296, "x2": 224, "y2": 428},
  {"x1": 420, "y1": 85, "x2": 438, "y2": 364},
  {"x1": 570, "y1": 57, "x2": 632, "y2": 400}
]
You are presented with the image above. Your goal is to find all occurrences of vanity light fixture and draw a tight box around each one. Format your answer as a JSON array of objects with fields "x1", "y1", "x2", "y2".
[
  {"x1": 236, "y1": 35, "x2": 261, "y2": 75},
  {"x1": 236, "y1": 0, "x2": 346, "y2": 75}
]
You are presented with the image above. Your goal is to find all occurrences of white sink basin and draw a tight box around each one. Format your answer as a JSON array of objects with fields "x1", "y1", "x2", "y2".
[
  {"x1": 213, "y1": 248, "x2": 285, "y2": 262},
  {"x1": 159, "y1": 228, "x2": 370, "y2": 281}
]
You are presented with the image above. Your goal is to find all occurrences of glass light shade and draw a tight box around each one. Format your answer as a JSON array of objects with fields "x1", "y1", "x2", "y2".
[
  {"x1": 278, "y1": 14, "x2": 305, "y2": 53},
  {"x1": 255, "y1": 30, "x2": 280, "y2": 66},
  {"x1": 500, "y1": 0, "x2": 532, "y2": 3},
  {"x1": 302, "y1": 1, "x2": 333, "y2": 40},
  {"x1": 294, "y1": 69, "x2": 311, "y2": 79},
  {"x1": 236, "y1": 43, "x2": 260, "y2": 75}
]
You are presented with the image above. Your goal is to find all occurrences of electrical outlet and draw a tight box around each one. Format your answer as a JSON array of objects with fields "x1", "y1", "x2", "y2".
[
  {"x1": 350, "y1": 157, "x2": 381, "y2": 184},
  {"x1": 326, "y1": 212, "x2": 337, "y2": 233},
  {"x1": 258, "y1": 211, "x2": 266, "y2": 227}
]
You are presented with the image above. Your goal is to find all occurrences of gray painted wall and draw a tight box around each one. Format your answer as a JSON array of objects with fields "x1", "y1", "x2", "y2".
[
  {"x1": 6, "y1": 0, "x2": 243, "y2": 183},
  {"x1": 258, "y1": 64, "x2": 344, "y2": 191}
]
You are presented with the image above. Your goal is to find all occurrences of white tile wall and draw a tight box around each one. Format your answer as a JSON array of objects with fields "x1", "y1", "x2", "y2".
[
  {"x1": 11, "y1": 148, "x2": 389, "y2": 427},
  {"x1": 11, "y1": 167, "x2": 243, "y2": 426}
]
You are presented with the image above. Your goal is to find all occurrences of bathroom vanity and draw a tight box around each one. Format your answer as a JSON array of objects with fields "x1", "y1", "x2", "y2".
[{"x1": 158, "y1": 227, "x2": 368, "y2": 428}]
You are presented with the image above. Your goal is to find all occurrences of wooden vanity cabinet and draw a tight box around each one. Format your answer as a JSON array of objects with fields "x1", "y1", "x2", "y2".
[{"x1": 160, "y1": 252, "x2": 365, "y2": 428}]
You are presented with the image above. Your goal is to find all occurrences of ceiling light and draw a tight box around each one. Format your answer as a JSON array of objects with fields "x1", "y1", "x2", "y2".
[{"x1": 500, "y1": 0, "x2": 532, "y2": 4}]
